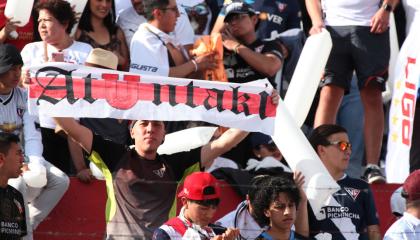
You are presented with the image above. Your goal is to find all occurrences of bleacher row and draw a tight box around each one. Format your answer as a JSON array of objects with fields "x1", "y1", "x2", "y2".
[{"x1": 34, "y1": 178, "x2": 401, "y2": 240}]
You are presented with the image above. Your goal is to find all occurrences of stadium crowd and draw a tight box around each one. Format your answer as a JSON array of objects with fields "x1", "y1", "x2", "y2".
[{"x1": 0, "y1": 0, "x2": 419, "y2": 239}]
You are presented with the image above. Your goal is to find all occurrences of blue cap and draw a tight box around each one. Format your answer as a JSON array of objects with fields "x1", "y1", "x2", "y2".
[{"x1": 250, "y1": 133, "x2": 273, "y2": 148}]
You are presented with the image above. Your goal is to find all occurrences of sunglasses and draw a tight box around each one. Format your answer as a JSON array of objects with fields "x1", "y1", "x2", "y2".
[{"x1": 327, "y1": 141, "x2": 352, "y2": 151}]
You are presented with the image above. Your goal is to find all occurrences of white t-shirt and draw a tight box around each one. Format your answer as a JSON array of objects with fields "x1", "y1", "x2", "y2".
[
  {"x1": 21, "y1": 41, "x2": 92, "y2": 129},
  {"x1": 116, "y1": 7, "x2": 147, "y2": 47},
  {"x1": 117, "y1": 4, "x2": 194, "y2": 47},
  {"x1": 322, "y1": 0, "x2": 381, "y2": 26},
  {"x1": 216, "y1": 201, "x2": 263, "y2": 240},
  {"x1": 130, "y1": 23, "x2": 180, "y2": 76},
  {"x1": 114, "y1": 0, "x2": 132, "y2": 17},
  {"x1": 384, "y1": 212, "x2": 420, "y2": 240}
]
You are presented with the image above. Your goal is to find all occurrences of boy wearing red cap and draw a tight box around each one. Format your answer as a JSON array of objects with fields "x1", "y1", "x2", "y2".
[
  {"x1": 384, "y1": 170, "x2": 420, "y2": 239},
  {"x1": 152, "y1": 172, "x2": 239, "y2": 240}
]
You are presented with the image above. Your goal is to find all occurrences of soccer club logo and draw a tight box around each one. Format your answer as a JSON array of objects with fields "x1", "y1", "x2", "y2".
[{"x1": 344, "y1": 187, "x2": 361, "y2": 201}]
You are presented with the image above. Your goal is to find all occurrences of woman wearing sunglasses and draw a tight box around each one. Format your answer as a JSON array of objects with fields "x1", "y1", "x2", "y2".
[{"x1": 307, "y1": 124, "x2": 381, "y2": 240}]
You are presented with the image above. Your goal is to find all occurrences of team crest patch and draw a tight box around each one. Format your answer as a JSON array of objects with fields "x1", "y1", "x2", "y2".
[
  {"x1": 277, "y1": 3, "x2": 287, "y2": 12},
  {"x1": 344, "y1": 187, "x2": 361, "y2": 201},
  {"x1": 255, "y1": 45, "x2": 264, "y2": 53},
  {"x1": 153, "y1": 165, "x2": 166, "y2": 178}
]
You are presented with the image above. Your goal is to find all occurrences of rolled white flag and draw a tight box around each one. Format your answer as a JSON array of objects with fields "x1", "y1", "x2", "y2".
[{"x1": 284, "y1": 29, "x2": 332, "y2": 127}]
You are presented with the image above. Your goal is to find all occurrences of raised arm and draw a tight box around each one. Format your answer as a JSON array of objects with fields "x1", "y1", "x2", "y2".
[
  {"x1": 54, "y1": 117, "x2": 93, "y2": 153},
  {"x1": 294, "y1": 171, "x2": 309, "y2": 237},
  {"x1": 200, "y1": 128, "x2": 248, "y2": 169},
  {"x1": 221, "y1": 28, "x2": 283, "y2": 77},
  {"x1": 169, "y1": 52, "x2": 217, "y2": 78}
]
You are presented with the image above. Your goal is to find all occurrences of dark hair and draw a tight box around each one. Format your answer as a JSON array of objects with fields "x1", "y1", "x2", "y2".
[
  {"x1": 308, "y1": 124, "x2": 348, "y2": 153},
  {"x1": 248, "y1": 175, "x2": 272, "y2": 203},
  {"x1": 0, "y1": 133, "x2": 20, "y2": 155},
  {"x1": 78, "y1": 0, "x2": 118, "y2": 34},
  {"x1": 35, "y1": 0, "x2": 77, "y2": 34},
  {"x1": 143, "y1": 0, "x2": 170, "y2": 21},
  {"x1": 188, "y1": 198, "x2": 220, "y2": 207},
  {"x1": 251, "y1": 176, "x2": 301, "y2": 226}
]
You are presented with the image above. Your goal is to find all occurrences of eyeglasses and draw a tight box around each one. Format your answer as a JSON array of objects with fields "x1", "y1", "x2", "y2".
[
  {"x1": 183, "y1": 3, "x2": 209, "y2": 16},
  {"x1": 160, "y1": 6, "x2": 179, "y2": 13},
  {"x1": 327, "y1": 141, "x2": 352, "y2": 151}
]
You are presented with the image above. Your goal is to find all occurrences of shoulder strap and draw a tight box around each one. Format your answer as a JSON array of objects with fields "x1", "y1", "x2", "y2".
[{"x1": 165, "y1": 217, "x2": 188, "y2": 236}]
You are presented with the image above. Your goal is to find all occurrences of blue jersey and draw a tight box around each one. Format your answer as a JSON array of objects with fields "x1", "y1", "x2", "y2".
[{"x1": 308, "y1": 175, "x2": 379, "y2": 240}]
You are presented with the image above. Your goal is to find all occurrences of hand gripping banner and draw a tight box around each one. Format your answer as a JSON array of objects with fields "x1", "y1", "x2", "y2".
[{"x1": 28, "y1": 62, "x2": 277, "y2": 135}]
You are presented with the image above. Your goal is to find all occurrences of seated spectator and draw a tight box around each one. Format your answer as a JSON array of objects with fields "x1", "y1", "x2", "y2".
[
  {"x1": 0, "y1": 44, "x2": 69, "y2": 239},
  {"x1": 384, "y1": 170, "x2": 420, "y2": 239},
  {"x1": 0, "y1": 133, "x2": 27, "y2": 239},
  {"x1": 221, "y1": 2, "x2": 285, "y2": 88},
  {"x1": 252, "y1": 174, "x2": 309, "y2": 239},
  {"x1": 308, "y1": 124, "x2": 381, "y2": 239},
  {"x1": 216, "y1": 175, "x2": 271, "y2": 239},
  {"x1": 152, "y1": 172, "x2": 240, "y2": 239},
  {"x1": 212, "y1": 0, "x2": 304, "y2": 95},
  {"x1": 117, "y1": 0, "x2": 195, "y2": 49},
  {"x1": 129, "y1": 0, "x2": 217, "y2": 78},
  {"x1": 76, "y1": 0, "x2": 129, "y2": 70},
  {"x1": 212, "y1": 0, "x2": 302, "y2": 41},
  {"x1": 246, "y1": 132, "x2": 291, "y2": 173},
  {"x1": 21, "y1": 0, "x2": 92, "y2": 174}
]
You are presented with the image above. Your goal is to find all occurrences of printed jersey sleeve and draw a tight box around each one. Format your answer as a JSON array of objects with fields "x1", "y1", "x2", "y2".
[
  {"x1": 89, "y1": 134, "x2": 127, "y2": 171},
  {"x1": 262, "y1": 40, "x2": 284, "y2": 62}
]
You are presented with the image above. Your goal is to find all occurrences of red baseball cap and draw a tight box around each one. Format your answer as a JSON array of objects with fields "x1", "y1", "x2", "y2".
[
  {"x1": 178, "y1": 172, "x2": 220, "y2": 201},
  {"x1": 402, "y1": 170, "x2": 420, "y2": 202}
]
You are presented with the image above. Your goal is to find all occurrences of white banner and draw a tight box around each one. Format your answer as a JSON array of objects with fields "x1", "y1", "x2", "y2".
[
  {"x1": 385, "y1": 20, "x2": 420, "y2": 183},
  {"x1": 28, "y1": 62, "x2": 277, "y2": 135}
]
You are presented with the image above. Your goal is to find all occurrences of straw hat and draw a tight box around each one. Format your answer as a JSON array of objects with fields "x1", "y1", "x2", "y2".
[{"x1": 85, "y1": 48, "x2": 118, "y2": 70}]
